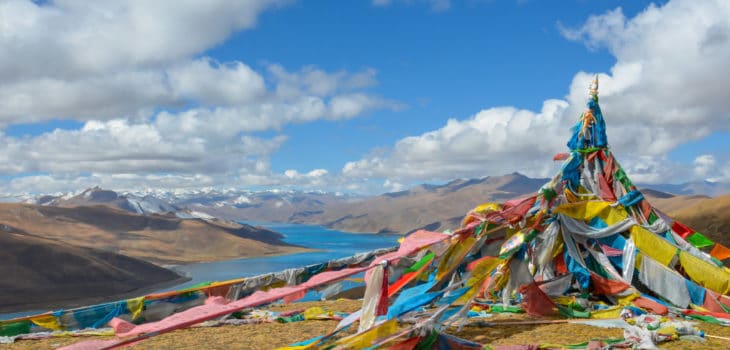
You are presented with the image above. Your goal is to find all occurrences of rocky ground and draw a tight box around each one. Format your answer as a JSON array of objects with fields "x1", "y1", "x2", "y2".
[{"x1": 4, "y1": 299, "x2": 730, "y2": 349}]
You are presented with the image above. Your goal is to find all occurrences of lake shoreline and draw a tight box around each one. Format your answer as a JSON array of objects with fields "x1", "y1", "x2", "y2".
[{"x1": 2, "y1": 223, "x2": 399, "y2": 320}]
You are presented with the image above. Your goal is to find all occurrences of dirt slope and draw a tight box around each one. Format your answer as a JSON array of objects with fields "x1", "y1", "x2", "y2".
[
  {"x1": 0, "y1": 203, "x2": 308, "y2": 265},
  {"x1": 0, "y1": 229, "x2": 184, "y2": 312}
]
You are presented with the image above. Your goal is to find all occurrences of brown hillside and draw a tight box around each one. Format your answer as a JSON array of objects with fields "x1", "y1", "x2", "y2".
[
  {"x1": 641, "y1": 189, "x2": 710, "y2": 213},
  {"x1": 0, "y1": 203, "x2": 308, "y2": 265},
  {"x1": 0, "y1": 229, "x2": 184, "y2": 312}
]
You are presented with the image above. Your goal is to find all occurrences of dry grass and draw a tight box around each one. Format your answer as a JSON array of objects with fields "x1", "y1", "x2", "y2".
[{"x1": 5, "y1": 299, "x2": 730, "y2": 350}]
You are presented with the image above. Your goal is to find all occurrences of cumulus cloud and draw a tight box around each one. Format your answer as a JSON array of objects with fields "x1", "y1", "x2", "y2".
[
  {"x1": 344, "y1": 100, "x2": 569, "y2": 181},
  {"x1": 345, "y1": 0, "x2": 730, "y2": 188},
  {"x1": 0, "y1": 1, "x2": 401, "y2": 194},
  {"x1": 383, "y1": 179, "x2": 405, "y2": 192},
  {"x1": 693, "y1": 154, "x2": 717, "y2": 178},
  {"x1": 0, "y1": 0, "x2": 278, "y2": 126},
  {"x1": 0, "y1": 0, "x2": 280, "y2": 80},
  {"x1": 561, "y1": 1, "x2": 730, "y2": 158}
]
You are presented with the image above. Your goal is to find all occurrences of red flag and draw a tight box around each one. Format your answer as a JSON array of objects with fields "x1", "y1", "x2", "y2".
[
  {"x1": 703, "y1": 290, "x2": 728, "y2": 313},
  {"x1": 639, "y1": 199, "x2": 652, "y2": 221},
  {"x1": 672, "y1": 221, "x2": 694, "y2": 239},
  {"x1": 377, "y1": 265, "x2": 389, "y2": 316},
  {"x1": 555, "y1": 253, "x2": 568, "y2": 275},
  {"x1": 501, "y1": 196, "x2": 537, "y2": 225},
  {"x1": 386, "y1": 336, "x2": 422, "y2": 350},
  {"x1": 597, "y1": 173, "x2": 617, "y2": 202},
  {"x1": 553, "y1": 152, "x2": 569, "y2": 161},
  {"x1": 603, "y1": 154, "x2": 615, "y2": 184},
  {"x1": 519, "y1": 282, "x2": 556, "y2": 317}
]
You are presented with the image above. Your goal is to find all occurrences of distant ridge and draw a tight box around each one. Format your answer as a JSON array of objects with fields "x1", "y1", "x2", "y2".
[
  {"x1": 181, "y1": 173, "x2": 727, "y2": 235},
  {"x1": 21, "y1": 175, "x2": 730, "y2": 237}
]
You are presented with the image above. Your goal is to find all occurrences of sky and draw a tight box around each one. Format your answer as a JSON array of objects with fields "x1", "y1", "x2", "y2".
[{"x1": 0, "y1": 0, "x2": 729, "y2": 196}]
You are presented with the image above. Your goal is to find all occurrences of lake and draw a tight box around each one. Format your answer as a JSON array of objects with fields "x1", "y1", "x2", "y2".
[
  {"x1": 167, "y1": 223, "x2": 401, "y2": 289},
  {"x1": 0, "y1": 223, "x2": 399, "y2": 320}
]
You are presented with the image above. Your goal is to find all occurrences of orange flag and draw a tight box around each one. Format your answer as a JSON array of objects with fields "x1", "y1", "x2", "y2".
[
  {"x1": 633, "y1": 297, "x2": 668, "y2": 315},
  {"x1": 590, "y1": 273, "x2": 630, "y2": 295},
  {"x1": 710, "y1": 243, "x2": 730, "y2": 261}
]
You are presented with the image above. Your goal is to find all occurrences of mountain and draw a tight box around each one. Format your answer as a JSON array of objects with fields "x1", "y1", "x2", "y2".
[
  {"x1": 24, "y1": 175, "x2": 730, "y2": 237},
  {"x1": 162, "y1": 174, "x2": 726, "y2": 235},
  {"x1": 35, "y1": 186, "x2": 181, "y2": 216},
  {"x1": 0, "y1": 203, "x2": 307, "y2": 265},
  {"x1": 183, "y1": 190, "x2": 352, "y2": 224},
  {"x1": 308, "y1": 173, "x2": 549, "y2": 234},
  {"x1": 639, "y1": 180, "x2": 730, "y2": 197},
  {"x1": 0, "y1": 228, "x2": 184, "y2": 312}
]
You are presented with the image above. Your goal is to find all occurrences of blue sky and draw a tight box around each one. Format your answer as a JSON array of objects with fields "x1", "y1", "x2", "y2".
[{"x1": 0, "y1": 0, "x2": 728, "y2": 195}]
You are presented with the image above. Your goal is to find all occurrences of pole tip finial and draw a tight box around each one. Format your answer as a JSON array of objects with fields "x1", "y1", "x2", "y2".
[{"x1": 589, "y1": 75, "x2": 599, "y2": 101}]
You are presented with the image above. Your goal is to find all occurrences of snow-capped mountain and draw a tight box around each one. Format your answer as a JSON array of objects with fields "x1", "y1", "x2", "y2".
[{"x1": 31, "y1": 186, "x2": 179, "y2": 215}]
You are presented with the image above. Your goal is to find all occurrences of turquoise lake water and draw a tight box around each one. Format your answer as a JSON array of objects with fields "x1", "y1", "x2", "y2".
[
  {"x1": 0, "y1": 224, "x2": 399, "y2": 320},
  {"x1": 166, "y1": 223, "x2": 400, "y2": 289}
]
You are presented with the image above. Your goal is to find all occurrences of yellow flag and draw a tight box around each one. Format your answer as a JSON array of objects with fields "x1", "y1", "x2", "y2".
[
  {"x1": 436, "y1": 236, "x2": 476, "y2": 281},
  {"x1": 616, "y1": 292, "x2": 640, "y2": 306},
  {"x1": 303, "y1": 307, "x2": 328, "y2": 320},
  {"x1": 631, "y1": 226, "x2": 677, "y2": 266},
  {"x1": 30, "y1": 315, "x2": 62, "y2": 331},
  {"x1": 590, "y1": 306, "x2": 623, "y2": 319},
  {"x1": 679, "y1": 251, "x2": 730, "y2": 295},
  {"x1": 453, "y1": 258, "x2": 502, "y2": 305},
  {"x1": 126, "y1": 296, "x2": 145, "y2": 320},
  {"x1": 473, "y1": 202, "x2": 501, "y2": 214},
  {"x1": 554, "y1": 201, "x2": 627, "y2": 225},
  {"x1": 334, "y1": 319, "x2": 398, "y2": 349}
]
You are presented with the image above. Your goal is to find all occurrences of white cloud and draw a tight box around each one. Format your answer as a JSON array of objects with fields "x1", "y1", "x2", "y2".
[
  {"x1": 561, "y1": 1, "x2": 730, "y2": 158},
  {"x1": 282, "y1": 168, "x2": 330, "y2": 187},
  {"x1": 268, "y1": 64, "x2": 378, "y2": 99},
  {"x1": 345, "y1": 0, "x2": 730, "y2": 188},
  {"x1": 383, "y1": 179, "x2": 405, "y2": 192},
  {"x1": 694, "y1": 154, "x2": 717, "y2": 178},
  {"x1": 344, "y1": 100, "x2": 569, "y2": 181},
  {"x1": 167, "y1": 58, "x2": 266, "y2": 106},
  {"x1": 0, "y1": 1, "x2": 402, "y2": 194},
  {"x1": 0, "y1": 0, "x2": 283, "y2": 124},
  {"x1": 0, "y1": 0, "x2": 280, "y2": 80},
  {"x1": 0, "y1": 120, "x2": 288, "y2": 175}
]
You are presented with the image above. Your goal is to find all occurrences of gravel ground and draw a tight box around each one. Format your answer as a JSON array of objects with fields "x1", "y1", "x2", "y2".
[{"x1": 3, "y1": 299, "x2": 730, "y2": 349}]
